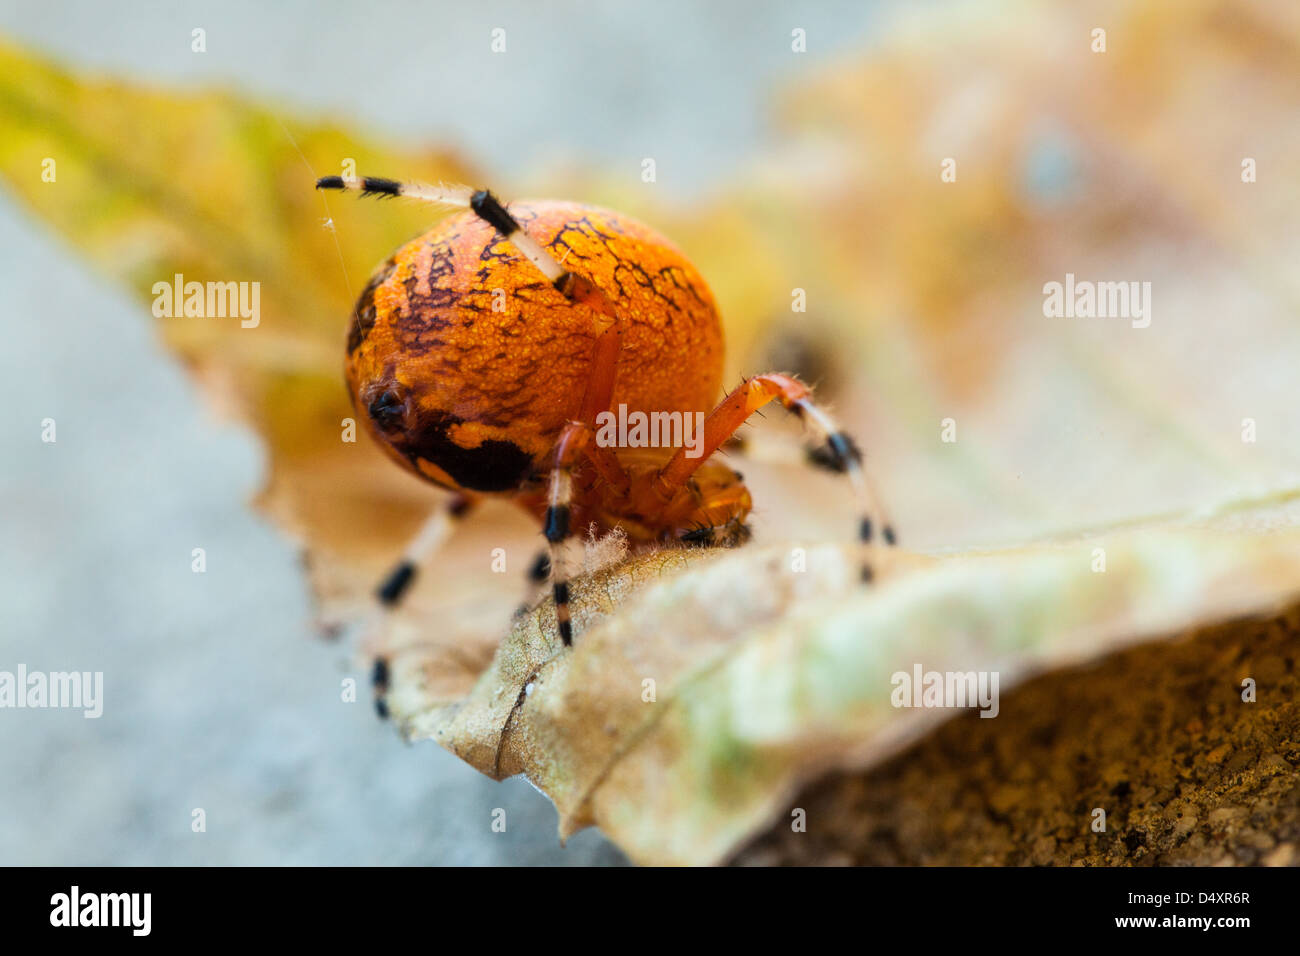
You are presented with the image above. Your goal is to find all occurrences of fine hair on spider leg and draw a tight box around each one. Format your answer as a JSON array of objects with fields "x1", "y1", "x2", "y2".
[{"x1": 316, "y1": 175, "x2": 475, "y2": 206}]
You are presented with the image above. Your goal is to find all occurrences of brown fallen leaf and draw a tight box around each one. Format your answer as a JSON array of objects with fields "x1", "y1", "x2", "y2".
[{"x1": 384, "y1": 493, "x2": 1300, "y2": 865}]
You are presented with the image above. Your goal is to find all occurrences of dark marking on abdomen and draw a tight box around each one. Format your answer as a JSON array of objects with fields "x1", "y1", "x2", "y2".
[{"x1": 402, "y1": 412, "x2": 534, "y2": 492}]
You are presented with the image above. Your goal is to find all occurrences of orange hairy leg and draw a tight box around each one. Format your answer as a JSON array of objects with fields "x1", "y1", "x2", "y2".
[{"x1": 648, "y1": 372, "x2": 896, "y2": 580}]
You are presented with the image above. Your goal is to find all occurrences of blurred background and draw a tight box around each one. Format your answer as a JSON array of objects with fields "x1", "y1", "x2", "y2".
[{"x1": 1, "y1": 0, "x2": 1297, "y2": 864}]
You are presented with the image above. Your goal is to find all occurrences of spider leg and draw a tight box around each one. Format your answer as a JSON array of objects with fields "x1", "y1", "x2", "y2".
[
  {"x1": 653, "y1": 373, "x2": 896, "y2": 581},
  {"x1": 541, "y1": 421, "x2": 631, "y2": 646},
  {"x1": 364, "y1": 492, "x2": 476, "y2": 718},
  {"x1": 526, "y1": 548, "x2": 552, "y2": 583},
  {"x1": 515, "y1": 428, "x2": 628, "y2": 627},
  {"x1": 511, "y1": 549, "x2": 551, "y2": 620},
  {"x1": 316, "y1": 175, "x2": 476, "y2": 206},
  {"x1": 676, "y1": 478, "x2": 759, "y2": 546},
  {"x1": 317, "y1": 176, "x2": 617, "y2": 319},
  {"x1": 678, "y1": 515, "x2": 753, "y2": 548}
]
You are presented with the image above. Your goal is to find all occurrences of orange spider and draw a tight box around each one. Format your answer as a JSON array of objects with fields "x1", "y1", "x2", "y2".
[{"x1": 316, "y1": 175, "x2": 896, "y2": 716}]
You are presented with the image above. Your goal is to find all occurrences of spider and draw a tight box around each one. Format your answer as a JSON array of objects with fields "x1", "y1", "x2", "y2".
[{"x1": 316, "y1": 175, "x2": 897, "y2": 717}]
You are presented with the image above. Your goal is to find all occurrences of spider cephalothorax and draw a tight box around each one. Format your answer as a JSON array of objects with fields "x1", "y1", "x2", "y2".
[{"x1": 317, "y1": 175, "x2": 896, "y2": 716}]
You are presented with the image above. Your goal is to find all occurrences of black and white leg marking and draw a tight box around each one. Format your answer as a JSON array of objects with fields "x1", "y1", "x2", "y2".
[
  {"x1": 526, "y1": 549, "x2": 551, "y2": 584},
  {"x1": 511, "y1": 550, "x2": 552, "y2": 621},
  {"x1": 795, "y1": 400, "x2": 897, "y2": 581},
  {"x1": 367, "y1": 493, "x2": 474, "y2": 718},
  {"x1": 542, "y1": 469, "x2": 577, "y2": 646},
  {"x1": 316, "y1": 175, "x2": 475, "y2": 205},
  {"x1": 316, "y1": 177, "x2": 612, "y2": 313}
]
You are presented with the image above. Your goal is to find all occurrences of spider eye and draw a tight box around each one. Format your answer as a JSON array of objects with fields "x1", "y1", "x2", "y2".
[{"x1": 368, "y1": 389, "x2": 406, "y2": 431}]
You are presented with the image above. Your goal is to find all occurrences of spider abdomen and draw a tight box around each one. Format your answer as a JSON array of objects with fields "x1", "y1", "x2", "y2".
[{"x1": 346, "y1": 200, "x2": 724, "y2": 493}]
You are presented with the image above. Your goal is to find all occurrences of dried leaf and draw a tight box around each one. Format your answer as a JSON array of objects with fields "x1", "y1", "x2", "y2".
[{"x1": 384, "y1": 493, "x2": 1300, "y2": 864}]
